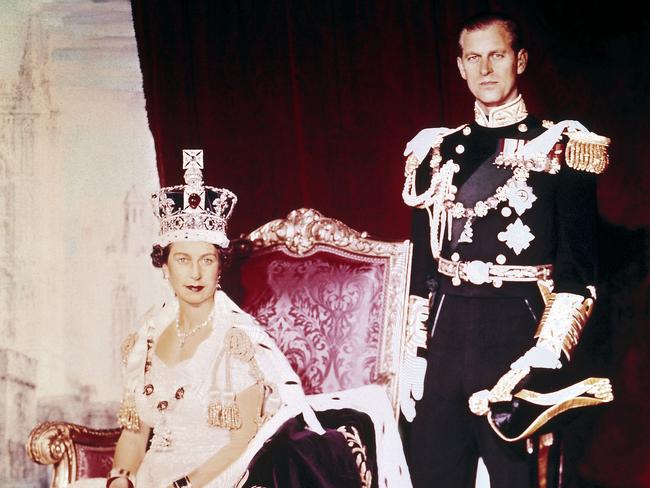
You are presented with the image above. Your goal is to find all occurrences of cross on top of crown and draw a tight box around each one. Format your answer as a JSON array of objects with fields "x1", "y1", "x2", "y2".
[
  {"x1": 182, "y1": 149, "x2": 204, "y2": 188},
  {"x1": 182, "y1": 149, "x2": 203, "y2": 169}
]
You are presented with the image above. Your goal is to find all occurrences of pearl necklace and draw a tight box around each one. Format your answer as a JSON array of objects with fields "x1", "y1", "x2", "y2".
[{"x1": 175, "y1": 307, "x2": 215, "y2": 347}]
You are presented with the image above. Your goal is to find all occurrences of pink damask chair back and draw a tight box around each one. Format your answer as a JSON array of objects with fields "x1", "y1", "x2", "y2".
[{"x1": 239, "y1": 208, "x2": 412, "y2": 413}]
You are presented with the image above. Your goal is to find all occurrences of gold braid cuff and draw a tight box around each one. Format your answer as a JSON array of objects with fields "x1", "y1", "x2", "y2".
[
  {"x1": 535, "y1": 291, "x2": 595, "y2": 361},
  {"x1": 565, "y1": 130, "x2": 610, "y2": 174}
]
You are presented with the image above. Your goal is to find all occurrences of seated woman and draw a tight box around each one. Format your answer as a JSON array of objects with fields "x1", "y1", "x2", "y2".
[{"x1": 74, "y1": 151, "x2": 409, "y2": 488}]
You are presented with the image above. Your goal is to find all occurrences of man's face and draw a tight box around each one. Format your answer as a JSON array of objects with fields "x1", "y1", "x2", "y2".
[{"x1": 457, "y1": 23, "x2": 528, "y2": 112}]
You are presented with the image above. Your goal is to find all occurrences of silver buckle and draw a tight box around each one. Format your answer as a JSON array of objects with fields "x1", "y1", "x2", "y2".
[{"x1": 464, "y1": 260, "x2": 491, "y2": 285}]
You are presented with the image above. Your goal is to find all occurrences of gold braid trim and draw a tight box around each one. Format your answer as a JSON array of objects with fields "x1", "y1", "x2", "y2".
[
  {"x1": 535, "y1": 292, "x2": 594, "y2": 360},
  {"x1": 565, "y1": 131, "x2": 610, "y2": 174},
  {"x1": 487, "y1": 377, "x2": 613, "y2": 443},
  {"x1": 515, "y1": 377, "x2": 613, "y2": 406}
]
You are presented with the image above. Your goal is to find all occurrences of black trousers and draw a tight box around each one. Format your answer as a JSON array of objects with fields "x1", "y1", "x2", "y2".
[{"x1": 409, "y1": 289, "x2": 543, "y2": 488}]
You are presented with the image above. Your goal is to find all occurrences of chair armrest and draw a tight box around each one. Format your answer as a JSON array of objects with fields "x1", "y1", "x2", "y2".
[{"x1": 26, "y1": 421, "x2": 121, "y2": 488}]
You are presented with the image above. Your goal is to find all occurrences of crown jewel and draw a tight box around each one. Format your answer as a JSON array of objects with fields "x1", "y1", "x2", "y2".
[{"x1": 151, "y1": 150, "x2": 237, "y2": 248}]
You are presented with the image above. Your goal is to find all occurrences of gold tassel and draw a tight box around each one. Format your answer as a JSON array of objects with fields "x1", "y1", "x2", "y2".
[
  {"x1": 222, "y1": 401, "x2": 242, "y2": 430},
  {"x1": 207, "y1": 392, "x2": 241, "y2": 430},
  {"x1": 207, "y1": 399, "x2": 223, "y2": 427},
  {"x1": 117, "y1": 391, "x2": 140, "y2": 432}
]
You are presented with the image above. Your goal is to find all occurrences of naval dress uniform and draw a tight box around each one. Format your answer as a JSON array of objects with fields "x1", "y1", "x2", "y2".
[{"x1": 401, "y1": 95, "x2": 610, "y2": 488}]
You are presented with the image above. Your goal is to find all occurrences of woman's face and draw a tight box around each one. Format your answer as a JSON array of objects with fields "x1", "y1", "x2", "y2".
[{"x1": 163, "y1": 241, "x2": 221, "y2": 307}]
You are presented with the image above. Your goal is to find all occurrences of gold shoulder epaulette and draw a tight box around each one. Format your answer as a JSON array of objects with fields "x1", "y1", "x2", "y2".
[{"x1": 565, "y1": 131, "x2": 610, "y2": 174}]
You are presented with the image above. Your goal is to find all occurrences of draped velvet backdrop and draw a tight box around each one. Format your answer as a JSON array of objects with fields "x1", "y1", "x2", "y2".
[{"x1": 131, "y1": 1, "x2": 649, "y2": 487}]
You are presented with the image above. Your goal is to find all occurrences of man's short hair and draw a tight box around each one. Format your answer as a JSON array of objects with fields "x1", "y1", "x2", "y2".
[{"x1": 457, "y1": 12, "x2": 524, "y2": 55}]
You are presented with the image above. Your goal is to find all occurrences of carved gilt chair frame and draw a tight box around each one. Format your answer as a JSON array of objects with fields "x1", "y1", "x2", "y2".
[
  {"x1": 243, "y1": 208, "x2": 413, "y2": 415},
  {"x1": 26, "y1": 421, "x2": 121, "y2": 488}
]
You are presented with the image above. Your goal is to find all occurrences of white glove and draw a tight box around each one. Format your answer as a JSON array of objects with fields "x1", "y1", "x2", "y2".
[
  {"x1": 510, "y1": 344, "x2": 561, "y2": 370},
  {"x1": 403, "y1": 128, "x2": 449, "y2": 163},
  {"x1": 399, "y1": 295, "x2": 429, "y2": 422},
  {"x1": 400, "y1": 355, "x2": 428, "y2": 422},
  {"x1": 518, "y1": 120, "x2": 589, "y2": 160}
]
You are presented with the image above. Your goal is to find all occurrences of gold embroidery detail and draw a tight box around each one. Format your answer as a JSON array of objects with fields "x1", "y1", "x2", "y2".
[
  {"x1": 437, "y1": 256, "x2": 552, "y2": 287},
  {"x1": 534, "y1": 291, "x2": 594, "y2": 360},
  {"x1": 120, "y1": 332, "x2": 137, "y2": 366},
  {"x1": 337, "y1": 425, "x2": 372, "y2": 488},
  {"x1": 474, "y1": 95, "x2": 527, "y2": 128}
]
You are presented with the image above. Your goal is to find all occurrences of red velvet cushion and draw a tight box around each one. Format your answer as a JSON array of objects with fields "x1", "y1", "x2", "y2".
[
  {"x1": 71, "y1": 428, "x2": 120, "y2": 479},
  {"x1": 240, "y1": 246, "x2": 388, "y2": 395},
  {"x1": 74, "y1": 444, "x2": 116, "y2": 479}
]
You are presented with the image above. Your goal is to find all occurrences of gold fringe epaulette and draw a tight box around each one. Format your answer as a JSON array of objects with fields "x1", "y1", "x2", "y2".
[{"x1": 565, "y1": 131, "x2": 610, "y2": 174}]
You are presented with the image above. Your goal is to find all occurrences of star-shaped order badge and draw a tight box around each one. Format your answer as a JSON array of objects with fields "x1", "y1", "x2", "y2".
[
  {"x1": 505, "y1": 180, "x2": 537, "y2": 216},
  {"x1": 498, "y1": 218, "x2": 535, "y2": 255}
]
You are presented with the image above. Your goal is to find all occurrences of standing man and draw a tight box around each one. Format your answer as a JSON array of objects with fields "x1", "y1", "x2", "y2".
[{"x1": 400, "y1": 12, "x2": 610, "y2": 488}]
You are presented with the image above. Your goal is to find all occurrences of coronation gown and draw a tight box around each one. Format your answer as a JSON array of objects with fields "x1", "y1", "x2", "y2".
[{"x1": 72, "y1": 290, "x2": 412, "y2": 488}]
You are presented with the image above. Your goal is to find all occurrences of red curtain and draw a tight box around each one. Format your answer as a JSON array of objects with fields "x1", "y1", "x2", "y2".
[
  {"x1": 131, "y1": 0, "x2": 648, "y2": 238},
  {"x1": 131, "y1": 1, "x2": 649, "y2": 486}
]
